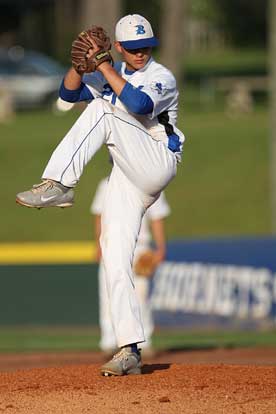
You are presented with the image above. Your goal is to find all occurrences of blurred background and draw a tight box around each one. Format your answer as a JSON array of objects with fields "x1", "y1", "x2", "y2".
[{"x1": 0, "y1": 0, "x2": 275, "y2": 357}]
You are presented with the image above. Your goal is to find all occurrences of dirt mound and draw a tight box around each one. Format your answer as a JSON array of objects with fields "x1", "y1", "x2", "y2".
[{"x1": 0, "y1": 362, "x2": 276, "y2": 413}]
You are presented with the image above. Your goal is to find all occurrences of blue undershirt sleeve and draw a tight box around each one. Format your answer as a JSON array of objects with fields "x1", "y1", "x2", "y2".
[
  {"x1": 119, "y1": 82, "x2": 153, "y2": 114},
  {"x1": 59, "y1": 79, "x2": 94, "y2": 102}
]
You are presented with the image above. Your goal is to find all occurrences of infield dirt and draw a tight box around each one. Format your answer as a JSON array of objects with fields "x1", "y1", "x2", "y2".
[{"x1": 0, "y1": 347, "x2": 275, "y2": 413}]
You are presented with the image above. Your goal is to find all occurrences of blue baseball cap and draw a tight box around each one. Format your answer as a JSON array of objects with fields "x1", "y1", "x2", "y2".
[{"x1": 115, "y1": 14, "x2": 159, "y2": 49}]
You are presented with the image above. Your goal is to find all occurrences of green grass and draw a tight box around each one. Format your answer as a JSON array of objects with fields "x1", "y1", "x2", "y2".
[
  {"x1": 172, "y1": 106, "x2": 270, "y2": 236},
  {"x1": 0, "y1": 327, "x2": 100, "y2": 352},
  {"x1": 153, "y1": 329, "x2": 276, "y2": 350},
  {"x1": 0, "y1": 103, "x2": 270, "y2": 242},
  {"x1": 185, "y1": 48, "x2": 267, "y2": 79},
  {"x1": 0, "y1": 327, "x2": 275, "y2": 353}
]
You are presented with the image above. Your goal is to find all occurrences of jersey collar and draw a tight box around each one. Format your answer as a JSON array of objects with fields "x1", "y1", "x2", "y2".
[
  {"x1": 122, "y1": 57, "x2": 154, "y2": 76},
  {"x1": 124, "y1": 67, "x2": 135, "y2": 75}
]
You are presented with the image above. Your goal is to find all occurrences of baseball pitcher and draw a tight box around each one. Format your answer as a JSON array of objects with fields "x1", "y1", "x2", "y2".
[{"x1": 16, "y1": 14, "x2": 185, "y2": 376}]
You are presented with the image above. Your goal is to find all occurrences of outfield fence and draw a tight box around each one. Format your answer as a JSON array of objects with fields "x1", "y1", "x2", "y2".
[{"x1": 1, "y1": 238, "x2": 275, "y2": 327}]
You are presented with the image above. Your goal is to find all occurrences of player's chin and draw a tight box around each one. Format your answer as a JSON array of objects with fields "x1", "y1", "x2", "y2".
[{"x1": 133, "y1": 61, "x2": 146, "y2": 70}]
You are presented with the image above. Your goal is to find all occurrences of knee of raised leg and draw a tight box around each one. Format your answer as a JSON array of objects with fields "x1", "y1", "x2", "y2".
[{"x1": 91, "y1": 98, "x2": 113, "y2": 112}]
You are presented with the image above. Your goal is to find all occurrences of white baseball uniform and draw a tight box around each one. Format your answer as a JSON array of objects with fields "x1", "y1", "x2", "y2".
[
  {"x1": 91, "y1": 178, "x2": 170, "y2": 351},
  {"x1": 42, "y1": 56, "x2": 184, "y2": 347}
]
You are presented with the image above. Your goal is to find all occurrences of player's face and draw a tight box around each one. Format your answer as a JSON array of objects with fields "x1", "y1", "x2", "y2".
[{"x1": 115, "y1": 42, "x2": 152, "y2": 71}]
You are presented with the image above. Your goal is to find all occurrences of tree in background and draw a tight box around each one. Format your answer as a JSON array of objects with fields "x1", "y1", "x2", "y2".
[
  {"x1": 122, "y1": 0, "x2": 161, "y2": 38},
  {"x1": 54, "y1": 0, "x2": 121, "y2": 64},
  {"x1": 1, "y1": 0, "x2": 269, "y2": 60},
  {"x1": 78, "y1": 0, "x2": 121, "y2": 61},
  {"x1": 159, "y1": 0, "x2": 187, "y2": 87},
  {"x1": 78, "y1": 0, "x2": 121, "y2": 39},
  {"x1": 212, "y1": 0, "x2": 268, "y2": 47},
  {"x1": 0, "y1": 0, "x2": 57, "y2": 55},
  {"x1": 54, "y1": 0, "x2": 78, "y2": 64}
]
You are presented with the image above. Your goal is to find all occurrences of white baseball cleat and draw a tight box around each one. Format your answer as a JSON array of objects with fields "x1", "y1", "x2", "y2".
[
  {"x1": 101, "y1": 347, "x2": 142, "y2": 376},
  {"x1": 16, "y1": 179, "x2": 74, "y2": 209}
]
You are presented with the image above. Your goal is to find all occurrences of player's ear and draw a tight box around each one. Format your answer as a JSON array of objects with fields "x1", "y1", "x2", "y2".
[{"x1": 114, "y1": 41, "x2": 123, "y2": 54}]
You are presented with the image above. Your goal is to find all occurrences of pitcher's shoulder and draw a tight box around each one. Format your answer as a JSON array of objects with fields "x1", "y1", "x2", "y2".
[{"x1": 147, "y1": 59, "x2": 176, "y2": 84}]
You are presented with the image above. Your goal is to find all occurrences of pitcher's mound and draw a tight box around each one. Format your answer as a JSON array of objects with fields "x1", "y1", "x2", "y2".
[{"x1": 0, "y1": 363, "x2": 276, "y2": 413}]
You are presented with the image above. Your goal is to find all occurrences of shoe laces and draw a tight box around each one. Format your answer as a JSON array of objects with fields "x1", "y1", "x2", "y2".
[
  {"x1": 112, "y1": 347, "x2": 140, "y2": 362},
  {"x1": 112, "y1": 348, "x2": 129, "y2": 361},
  {"x1": 32, "y1": 180, "x2": 54, "y2": 194}
]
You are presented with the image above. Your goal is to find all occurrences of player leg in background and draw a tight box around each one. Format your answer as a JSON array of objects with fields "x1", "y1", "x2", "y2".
[
  {"x1": 134, "y1": 273, "x2": 154, "y2": 357},
  {"x1": 98, "y1": 259, "x2": 117, "y2": 356}
]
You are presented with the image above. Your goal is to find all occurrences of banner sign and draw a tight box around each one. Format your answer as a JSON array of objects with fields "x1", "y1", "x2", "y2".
[{"x1": 150, "y1": 238, "x2": 276, "y2": 325}]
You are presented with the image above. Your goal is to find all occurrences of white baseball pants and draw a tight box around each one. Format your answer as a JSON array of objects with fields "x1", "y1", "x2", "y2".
[{"x1": 43, "y1": 98, "x2": 177, "y2": 347}]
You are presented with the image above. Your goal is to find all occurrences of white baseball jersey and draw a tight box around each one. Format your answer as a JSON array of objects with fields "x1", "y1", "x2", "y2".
[{"x1": 83, "y1": 57, "x2": 184, "y2": 161}]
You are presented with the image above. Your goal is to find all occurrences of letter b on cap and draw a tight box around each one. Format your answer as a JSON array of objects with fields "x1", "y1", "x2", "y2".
[{"x1": 135, "y1": 25, "x2": 146, "y2": 35}]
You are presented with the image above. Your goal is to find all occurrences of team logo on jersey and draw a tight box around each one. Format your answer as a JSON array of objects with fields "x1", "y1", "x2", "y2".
[
  {"x1": 154, "y1": 82, "x2": 163, "y2": 95},
  {"x1": 155, "y1": 83, "x2": 163, "y2": 94},
  {"x1": 150, "y1": 81, "x2": 165, "y2": 95},
  {"x1": 102, "y1": 83, "x2": 113, "y2": 96},
  {"x1": 135, "y1": 25, "x2": 146, "y2": 35}
]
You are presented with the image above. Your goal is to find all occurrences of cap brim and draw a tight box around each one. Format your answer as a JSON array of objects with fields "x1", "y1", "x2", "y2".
[{"x1": 120, "y1": 37, "x2": 159, "y2": 49}]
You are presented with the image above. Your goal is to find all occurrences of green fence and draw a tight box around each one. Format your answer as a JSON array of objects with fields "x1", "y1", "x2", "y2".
[{"x1": 0, "y1": 264, "x2": 99, "y2": 325}]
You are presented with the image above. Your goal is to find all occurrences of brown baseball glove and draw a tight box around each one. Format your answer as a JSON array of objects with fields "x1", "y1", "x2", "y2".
[
  {"x1": 71, "y1": 26, "x2": 113, "y2": 75},
  {"x1": 133, "y1": 250, "x2": 158, "y2": 278}
]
